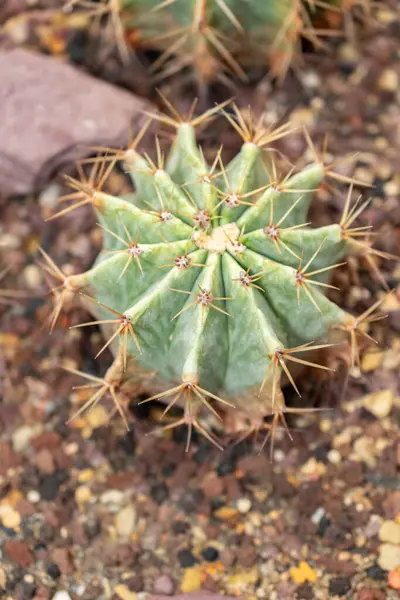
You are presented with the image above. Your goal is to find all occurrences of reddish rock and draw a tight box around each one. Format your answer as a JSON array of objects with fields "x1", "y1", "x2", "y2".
[
  {"x1": 105, "y1": 544, "x2": 139, "y2": 567},
  {"x1": 51, "y1": 547, "x2": 74, "y2": 574},
  {"x1": 4, "y1": 540, "x2": 33, "y2": 567},
  {"x1": 33, "y1": 587, "x2": 51, "y2": 600},
  {"x1": 168, "y1": 461, "x2": 197, "y2": 487},
  {"x1": 220, "y1": 548, "x2": 235, "y2": 568},
  {"x1": 16, "y1": 498, "x2": 36, "y2": 517},
  {"x1": 317, "y1": 555, "x2": 358, "y2": 576},
  {"x1": 237, "y1": 454, "x2": 272, "y2": 479},
  {"x1": 0, "y1": 441, "x2": 20, "y2": 474},
  {"x1": 223, "y1": 474, "x2": 241, "y2": 499},
  {"x1": 34, "y1": 448, "x2": 55, "y2": 475},
  {"x1": 0, "y1": 48, "x2": 153, "y2": 197},
  {"x1": 357, "y1": 589, "x2": 385, "y2": 600},
  {"x1": 31, "y1": 432, "x2": 61, "y2": 451},
  {"x1": 236, "y1": 541, "x2": 257, "y2": 569},
  {"x1": 201, "y1": 473, "x2": 223, "y2": 498},
  {"x1": 107, "y1": 471, "x2": 136, "y2": 490},
  {"x1": 382, "y1": 491, "x2": 400, "y2": 519},
  {"x1": 152, "y1": 574, "x2": 175, "y2": 596}
]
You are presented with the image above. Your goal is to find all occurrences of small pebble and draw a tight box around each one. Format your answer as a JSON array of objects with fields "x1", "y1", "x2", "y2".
[
  {"x1": 363, "y1": 389, "x2": 394, "y2": 419},
  {"x1": 23, "y1": 264, "x2": 42, "y2": 290},
  {"x1": 52, "y1": 591, "x2": 72, "y2": 600},
  {"x1": 290, "y1": 561, "x2": 317, "y2": 584},
  {"x1": 0, "y1": 506, "x2": 21, "y2": 530},
  {"x1": 378, "y1": 543, "x2": 400, "y2": 571},
  {"x1": 115, "y1": 504, "x2": 136, "y2": 537},
  {"x1": 328, "y1": 576, "x2": 352, "y2": 596},
  {"x1": 327, "y1": 449, "x2": 341, "y2": 465},
  {"x1": 114, "y1": 584, "x2": 137, "y2": 600},
  {"x1": 152, "y1": 574, "x2": 175, "y2": 595},
  {"x1": 47, "y1": 564, "x2": 61, "y2": 580},
  {"x1": 361, "y1": 351, "x2": 383, "y2": 373},
  {"x1": 357, "y1": 589, "x2": 385, "y2": 600},
  {"x1": 180, "y1": 567, "x2": 202, "y2": 593},
  {"x1": 173, "y1": 521, "x2": 189, "y2": 534},
  {"x1": 27, "y1": 490, "x2": 40, "y2": 503},
  {"x1": 85, "y1": 405, "x2": 109, "y2": 429},
  {"x1": 150, "y1": 482, "x2": 169, "y2": 504},
  {"x1": 237, "y1": 497, "x2": 252, "y2": 514},
  {"x1": 378, "y1": 69, "x2": 398, "y2": 91},
  {"x1": 178, "y1": 549, "x2": 197, "y2": 568},
  {"x1": 311, "y1": 507, "x2": 325, "y2": 525},
  {"x1": 100, "y1": 489, "x2": 124, "y2": 507},
  {"x1": 75, "y1": 485, "x2": 92, "y2": 505},
  {"x1": 39, "y1": 474, "x2": 63, "y2": 501},
  {"x1": 201, "y1": 546, "x2": 219, "y2": 562},
  {"x1": 388, "y1": 567, "x2": 400, "y2": 590},
  {"x1": 12, "y1": 425, "x2": 42, "y2": 452},
  {"x1": 213, "y1": 506, "x2": 239, "y2": 521},
  {"x1": 379, "y1": 520, "x2": 400, "y2": 545}
]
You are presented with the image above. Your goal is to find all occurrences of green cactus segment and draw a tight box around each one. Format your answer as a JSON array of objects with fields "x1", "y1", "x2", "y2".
[
  {"x1": 166, "y1": 124, "x2": 217, "y2": 213},
  {"x1": 96, "y1": 193, "x2": 192, "y2": 247},
  {"x1": 218, "y1": 142, "x2": 268, "y2": 224},
  {"x1": 75, "y1": 121, "x2": 350, "y2": 421},
  {"x1": 170, "y1": 252, "x2": 229, "y2": 391},
  {"x1": 125, "y1": 151, "x2": 198, "y2": 224},
  {"x1": 237, "y1": 164, "x2": 325, "y2": 233},
  {"x1": 222, "y1": 253, "x2": 284, "y2": 395},
  {"x1": 234, "y1": 248, "x2": 346, "y2": 348},
  {"x1": 243, "y1": 224, "x2": 346, "y2": 273}
]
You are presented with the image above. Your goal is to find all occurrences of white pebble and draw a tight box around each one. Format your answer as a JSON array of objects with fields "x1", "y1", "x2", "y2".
[
  {"x1": 52, "y1": 592, "x2": 72, "y2": 600},
  {"x1": 311, "y1": 507, "x2": 325, "y2": 525},
  {"x1": 27, "y1": 490, "x2": 40, "y2": 503},
  {"x1": 237, "y1": 498, "x2": 252, "y2": 514}
]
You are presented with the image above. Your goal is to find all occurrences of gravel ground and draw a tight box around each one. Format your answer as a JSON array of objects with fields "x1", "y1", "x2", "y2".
[{"x1": 0, "y1": 2, "x2": 400, "y2": 599}]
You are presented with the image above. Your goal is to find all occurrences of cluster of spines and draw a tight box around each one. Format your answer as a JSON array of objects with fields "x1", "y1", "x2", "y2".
[{"x1": 37, "y1": 100, "x2": 394, "y2": 455}]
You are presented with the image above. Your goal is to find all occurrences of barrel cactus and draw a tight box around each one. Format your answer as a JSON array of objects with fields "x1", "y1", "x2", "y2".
[
  {"x1": 40, "y1": 104, "x2": 389, "y2": 452},
  {"x1": 64, "y1": 0, "x2": 345, "y2": 87}
]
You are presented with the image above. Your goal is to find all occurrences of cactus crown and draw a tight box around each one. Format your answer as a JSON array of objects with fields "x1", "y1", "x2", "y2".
[{"x1": 42, "y1": 102, "x2": 390, "y2": 451}]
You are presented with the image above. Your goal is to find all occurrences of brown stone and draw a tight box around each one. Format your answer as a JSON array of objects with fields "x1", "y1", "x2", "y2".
[
  {"x1": 33, "y1": 587, "x2": 51, "y2": 600},
  {"x1": 317, "y1": 556, "x2": 358, "y2": 576},
  {"x1": 237, "y1": 454, "x2": 272, "y2": 479},
  {"x1": 16, "y1": 498, "x2": 36, "y2": 517},
  {"x1": 236, "y1": 541, "x2": 257, "y2": 569},
  {"x1": 223, "y1": 474, "x2": 241, "y2": 499},
  {"x1": 201, "y1": 473, "x2": 223, "y2": 498},
  {"x1": 0, "y1": 441, "x2": 20, "y2": 474},
  {"x1": 382, "y1": 491, "x2": 400, "y2": 519},
  {"x1": 0, "y1": 48, "x2": 153, "y2": 197},
  {"x1": 4, "y1": 540, "x2": 33, "y2": 567},
  {"x1": 31, "y1": 431, "x2": 61, "y2": 451},
  {"x1": 34, "y1": 448, "x2": 55, "y2": 475},
  {"x1": 357, "y1": 589, "x2": 385, "y2": 600},
  {"x1": 51, "y1": 547, "x2": 74, "y2": 574}
]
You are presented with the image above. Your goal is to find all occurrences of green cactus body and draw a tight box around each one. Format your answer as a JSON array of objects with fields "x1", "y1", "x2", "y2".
[
  {"x1": 115, "y1": 0, "x2": 297, "y2": 84},
  {"x1": 59, "y1": 110, "x2": 362, "y2": 446}
]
